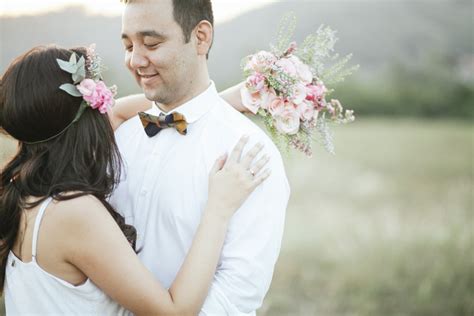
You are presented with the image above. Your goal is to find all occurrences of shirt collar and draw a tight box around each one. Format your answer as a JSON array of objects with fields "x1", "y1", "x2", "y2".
[{"x1": 150, "y1": 81, "x2": 218, "y2": 124}]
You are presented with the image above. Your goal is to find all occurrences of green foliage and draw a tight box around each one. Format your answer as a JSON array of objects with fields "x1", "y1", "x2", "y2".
[
  {"x1": 258, "y1": 108, "x2": 292, "y2": 155},
  {"x1": 321, "y1": 53, "x2": 359, "y2": 87},
  {"x1": 56, "y1": 53, "x2": 86, "y2": 84},
  {"x1": 298, "y1": 25, "x2": 337, "y2": 70},
  {"x1": 271, "y1": 12, "x2": 297, "y2": 56},
  {"x1": 315, "y1": 113, "x2": 335, "y2": 154},
  {"x1": 295, "y1": 25, "x2": 358, "y2": 87}
]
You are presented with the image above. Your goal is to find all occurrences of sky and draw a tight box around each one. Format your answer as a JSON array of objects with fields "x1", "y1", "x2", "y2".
[{"x1": 0, "y1": 0, "x2": 276, "y2": 23}]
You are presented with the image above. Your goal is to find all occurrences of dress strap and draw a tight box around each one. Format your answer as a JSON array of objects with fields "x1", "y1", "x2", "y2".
[{"x1": 31, "y1": 197, "x2": 54, "y2": 261}]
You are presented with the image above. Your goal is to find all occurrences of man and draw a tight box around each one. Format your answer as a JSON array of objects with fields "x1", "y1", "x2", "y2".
[{"x1": 111, "y1": 0, "x2": 290, "y2": 314}]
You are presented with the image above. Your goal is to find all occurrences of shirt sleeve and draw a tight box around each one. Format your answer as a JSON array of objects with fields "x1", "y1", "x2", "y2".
[{"x1": 200, "y1": 137, "x2": 290, "y2": 315}]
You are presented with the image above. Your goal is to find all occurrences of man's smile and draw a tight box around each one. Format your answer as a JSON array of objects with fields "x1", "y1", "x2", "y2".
[{"x1": 137, "y1": 71, "x2": 160, "y2": 85}]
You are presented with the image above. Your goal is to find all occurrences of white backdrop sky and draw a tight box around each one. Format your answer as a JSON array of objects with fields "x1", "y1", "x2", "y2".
[{"x1": 0, "y1": 0, "x2": 277, "y2": 23}]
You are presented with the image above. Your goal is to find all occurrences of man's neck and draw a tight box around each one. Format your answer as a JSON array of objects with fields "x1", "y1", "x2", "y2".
[{"x1": 157, "y1": 72, "x2": 211, "y2": 113}]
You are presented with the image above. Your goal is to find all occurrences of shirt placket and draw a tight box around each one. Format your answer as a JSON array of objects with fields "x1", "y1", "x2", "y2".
[{"x1": 133, "y1": 136, "x2": 165, "y2": 248}]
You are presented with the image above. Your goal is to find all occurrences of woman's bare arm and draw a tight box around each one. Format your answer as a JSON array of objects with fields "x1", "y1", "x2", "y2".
[
  {"x1": 63, "y1": 138, "x2": 269, "y2": 316},
  {"x1": 108, "y1": 94, "x2": 153, "y2": 130},
  {"x1": 219, "y1": 82, "x2": 249, "y2": 113}
]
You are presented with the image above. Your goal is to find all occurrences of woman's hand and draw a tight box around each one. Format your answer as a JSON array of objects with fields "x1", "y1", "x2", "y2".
[{"x1": 206, "y1": 135, "x2": 271, "y2": 221}]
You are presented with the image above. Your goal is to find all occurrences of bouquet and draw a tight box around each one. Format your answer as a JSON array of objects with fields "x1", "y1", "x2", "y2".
[{"x1": 240, "y1": 14, "x2": 358, "y2": 156}]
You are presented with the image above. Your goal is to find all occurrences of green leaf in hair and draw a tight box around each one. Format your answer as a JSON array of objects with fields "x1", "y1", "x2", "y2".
[{"x1": 59, "y1": 83, "x2": 82, "y2": 97}]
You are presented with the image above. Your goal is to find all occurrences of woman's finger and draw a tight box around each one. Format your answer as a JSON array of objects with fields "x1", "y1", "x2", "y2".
[
  {"x1": 227, "y1": 135, "x2": 249, "y2": 164},
  {"x1": 248, "y1": 154, "x2": 270, "y2": 177},
  {"x1": 210, "y1": 153, "x2": 227, "y2": 174},
  {"x1": 241, "y1": 142, "x2": 264, "y2": 169},
  {"x1": 251, "y1": 168, "x2": 271, "y2": 189}
]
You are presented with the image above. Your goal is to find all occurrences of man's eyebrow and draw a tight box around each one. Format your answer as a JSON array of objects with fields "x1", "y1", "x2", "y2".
[
  {"x1": 121, "y1": 30, "x2": 166, "y2": 40},
  {"x1": 139, "y1": 30, "x2": 167, "y2": 39}
]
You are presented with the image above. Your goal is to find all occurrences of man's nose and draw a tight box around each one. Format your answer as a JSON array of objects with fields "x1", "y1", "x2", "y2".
[{"x1": 129, "y1": 48, "x2": 149, "y2": 69}]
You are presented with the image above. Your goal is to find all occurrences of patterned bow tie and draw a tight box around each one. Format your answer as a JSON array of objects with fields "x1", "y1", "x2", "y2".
[{"x1": 138, "y1": 111, "x2": 188, "y2": 137}]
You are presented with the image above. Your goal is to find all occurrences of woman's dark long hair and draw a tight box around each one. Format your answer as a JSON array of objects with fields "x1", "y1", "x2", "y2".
[{"x1": 0, "y1": 45, "x2": 136, "y2": 293}]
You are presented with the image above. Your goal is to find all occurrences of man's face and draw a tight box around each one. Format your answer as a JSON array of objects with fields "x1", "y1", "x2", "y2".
[{"x1": 121, "y1": 0, "x2": 199, "y2": 106}]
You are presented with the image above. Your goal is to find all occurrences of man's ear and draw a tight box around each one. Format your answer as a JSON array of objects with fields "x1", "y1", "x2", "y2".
[{"x1": 194, "y1": 20, "x2": 213, "y2": 57}]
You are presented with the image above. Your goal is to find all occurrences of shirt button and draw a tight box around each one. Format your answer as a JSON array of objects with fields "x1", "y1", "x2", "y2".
[{"x1": 141, "y1": 190, "x2": 148, "y2": 196}]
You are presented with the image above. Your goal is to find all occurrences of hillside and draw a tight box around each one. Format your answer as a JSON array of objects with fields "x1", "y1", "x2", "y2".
[{"x1": 1, "y1": 0, "x2": 472, "y2": 94}]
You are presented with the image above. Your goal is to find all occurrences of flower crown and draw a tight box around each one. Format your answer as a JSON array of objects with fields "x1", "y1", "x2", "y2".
[
  {"x1": 25, "y1": 45, "x2": 117, "y2": 144},
  {"x1": 57, "y1": 44, "x2": 117, "y2": 119}
]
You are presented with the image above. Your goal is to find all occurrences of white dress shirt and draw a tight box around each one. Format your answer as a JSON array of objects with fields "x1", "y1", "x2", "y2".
[{"x1": 110, "y1": 82, "x2": 290, "y2": 315}]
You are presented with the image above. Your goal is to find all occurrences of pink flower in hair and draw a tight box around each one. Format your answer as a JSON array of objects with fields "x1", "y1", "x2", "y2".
[
  {"x1": 77, "y1": 79, "x2": 97, "y2": 97},
  {"x1": 79, "y1": 80, "x2": 115, "y2": 114}
]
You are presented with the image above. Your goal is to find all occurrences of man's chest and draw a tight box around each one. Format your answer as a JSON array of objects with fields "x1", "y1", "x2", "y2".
[{"x1": 112, "y1": 133, "x2": 212, "y2": 225}]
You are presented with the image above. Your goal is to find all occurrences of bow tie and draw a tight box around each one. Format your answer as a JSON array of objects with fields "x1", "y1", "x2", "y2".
[{"x1": 138, "y1": 111, "x2": 188, "y2": 137}]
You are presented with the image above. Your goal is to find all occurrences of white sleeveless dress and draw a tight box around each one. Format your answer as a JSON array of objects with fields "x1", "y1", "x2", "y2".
[{"x1": 4, "y1": 197, "x2": 129, "y2": 315}]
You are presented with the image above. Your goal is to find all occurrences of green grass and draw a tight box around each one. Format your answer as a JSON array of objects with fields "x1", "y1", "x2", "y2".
[
  {"x1": 260, "y1": 118, "x2": 474, "y2": 316},
  {"x1": 1, "y1": 118, "x2": 473, "y2": 315}
]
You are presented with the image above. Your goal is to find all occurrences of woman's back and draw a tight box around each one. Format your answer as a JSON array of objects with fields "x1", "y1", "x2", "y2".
[{"x1": 5, "y1": 196, "x2": 127, "y2": 315}]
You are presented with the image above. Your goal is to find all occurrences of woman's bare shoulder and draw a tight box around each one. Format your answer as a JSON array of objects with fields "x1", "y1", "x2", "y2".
[{"x1": 48, "y1": 194, "x2": 111, "y2": 228}]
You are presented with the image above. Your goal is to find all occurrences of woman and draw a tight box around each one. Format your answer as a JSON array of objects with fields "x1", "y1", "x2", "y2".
[{"x1": 0, "y1": 45, "x2": 269, "y2": 315}]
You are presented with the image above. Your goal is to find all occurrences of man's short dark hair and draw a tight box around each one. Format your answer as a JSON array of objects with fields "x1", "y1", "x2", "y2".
[
  {"x1": 172, "y1": 0, "x2": 214, "y2": 44},
  {"x1": 122, "y1": 0, "x2": 214, "y2": 55}
]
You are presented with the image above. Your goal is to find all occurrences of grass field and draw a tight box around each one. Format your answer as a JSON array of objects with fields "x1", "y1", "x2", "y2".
[{"x1": 1, "y1": 118, "x2": 473, "y2": 315}]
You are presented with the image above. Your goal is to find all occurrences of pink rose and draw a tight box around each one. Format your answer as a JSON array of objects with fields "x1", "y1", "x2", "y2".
[
  {"x1": 80, "y1": 80, "x2": 115, "y2": 114},
  {"x1": 306, "y1": 83, "x2": 327, "y2": 103},
  {"x1": 259, "y1": 88, "x2": 277, "y2": 111},
  {"x1": 246, "y1": 72, "x2": 266, "y2": 93},
  {"x1": 285, "y1": 41, "x2": 298, "y2": 55},
  {"x1": 296, "y1": 100, "x2": 315, "y2": 121},
  {"x1": 240, "y1": 86, "x2": 271, "y2": 114},
  {"x1": 274, "y1": 104, "x2": 300, "y2": 135},
  {"x1": 246, "y1": 51, "x2": 277, "y2": 73},
  {"x1": 77, "y1": 79, "x2": 96, "y2": 97},
  {"x1": 267, "y1": 96, "x2": 285, "y2": 116}
]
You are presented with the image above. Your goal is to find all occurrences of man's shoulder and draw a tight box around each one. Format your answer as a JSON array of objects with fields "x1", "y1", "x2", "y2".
[
  {"x1": 207, "y1": 98, "x2": 280, "y2": 153},
  {"x1": 113, "y1": 115, "x2": 145, "y2": 147},
  {"x1": 115, "y1": 114, "x2": 142, "y2": 136}
]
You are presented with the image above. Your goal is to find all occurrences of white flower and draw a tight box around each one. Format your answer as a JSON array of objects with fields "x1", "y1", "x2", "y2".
[
  {"x1": 288, "y1": 55, "x2": 313, "y2": 84},
  {"x1": 274, "y1": 104, "x2": 300, "y2": 135},
  {"x1": 296, "y1": 100, "x2": 315, "y2": 121},
  {"x1": 275, "y1": 57, "x2": 297, "y2": 77},
  {"x1": 291, "y1": 83, "x2": 307, "y2": 105}
]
